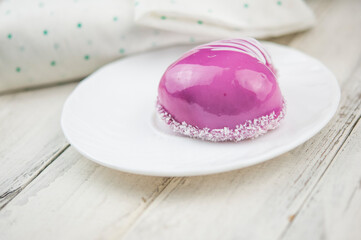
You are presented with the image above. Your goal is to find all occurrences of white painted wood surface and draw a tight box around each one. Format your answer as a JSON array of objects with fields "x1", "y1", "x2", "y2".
[
  {"x1": 0, "y1": 84, "x2": 75, "y2": 209},
  {"x1": 281, "y1": 118, "x2": 361, "y2": 240},
  {"x1": 0, "y1": 0, "x2": 360, "y2": 239},
  {"x1": 0, "y1": 149, "x2": 170, "y2": 240}
]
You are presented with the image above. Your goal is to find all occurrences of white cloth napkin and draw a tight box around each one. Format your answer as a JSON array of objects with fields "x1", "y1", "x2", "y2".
[
  {"x1": 135, "y1": 0, "x2": 315, "y2": 38},
  {"x1": 0, "y1": 0, "x2": 314, "y2": 92}
]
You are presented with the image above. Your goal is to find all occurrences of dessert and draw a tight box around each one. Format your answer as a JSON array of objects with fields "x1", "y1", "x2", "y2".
[{"x1": 157, "y1": 38, "x2": 285, "y2": 142}]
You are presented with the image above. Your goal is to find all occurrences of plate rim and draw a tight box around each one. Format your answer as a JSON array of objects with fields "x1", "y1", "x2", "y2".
[{"x1": 61, "y1": 42, "x2": 341, "y2": 176}]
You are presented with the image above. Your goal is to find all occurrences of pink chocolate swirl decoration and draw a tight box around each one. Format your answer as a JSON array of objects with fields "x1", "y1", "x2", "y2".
[{"x1": 157, "y1": 38, "x2": 286, "y2": 142}]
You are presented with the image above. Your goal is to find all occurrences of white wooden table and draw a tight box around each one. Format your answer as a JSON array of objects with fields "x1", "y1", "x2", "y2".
[{"x1": 0, "y1": 1, "x2": 360, "y2": 239}]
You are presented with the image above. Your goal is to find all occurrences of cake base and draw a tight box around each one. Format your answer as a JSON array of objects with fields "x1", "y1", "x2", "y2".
[{"x1": 156, "y1": 101, "x2": 286, "y2": 142}]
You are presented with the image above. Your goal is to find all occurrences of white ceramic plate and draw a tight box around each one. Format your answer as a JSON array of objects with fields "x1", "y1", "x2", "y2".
[{"x1": 61, "y1": 42, "x2": 340, "y2": 176}]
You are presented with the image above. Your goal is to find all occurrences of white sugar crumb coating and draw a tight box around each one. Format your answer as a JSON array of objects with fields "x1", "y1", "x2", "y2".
[{"x1": 157, "y1": 101, "x2": 286, "y2": 142}]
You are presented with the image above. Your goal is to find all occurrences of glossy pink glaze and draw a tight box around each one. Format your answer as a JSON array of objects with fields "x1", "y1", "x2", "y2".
[{"x1": 157, "y1": 38, "x2": 285, "y2": 138}]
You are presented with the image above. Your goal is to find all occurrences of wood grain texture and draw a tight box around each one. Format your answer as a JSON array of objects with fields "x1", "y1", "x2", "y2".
[
  {"x1": 281, "y1": 118, "x2": 361, "y2": 240},
  {"x1": 289, "y1": 0, "x2": 361, "y2": 85},
  {"x1": 0, "y1": 84, "x2": 75, "y2": 209},
  {"x1": 0, "y1": 148, "x2": 170, "y2": 240}
]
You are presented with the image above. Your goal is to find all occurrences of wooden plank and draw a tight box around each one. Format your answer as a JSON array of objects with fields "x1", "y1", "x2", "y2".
[
  {"x1": 120, "y1": 62, "x2": 361, "y2": 240},
  {"x1": 270, "y1": 0, "x2": 361, "y2": 85},
  {"x1": 0, "y1": 148, "x2": 170, "y2": 240},
  {"x1": 281, "y1": 118, "x2": 361, "y2": 240},
  {"x1": 0, "y1": 83, "x2": 76, "y2": 209},
  {"x1": 289, "y1": 0, "x2": 361, "y2": 85}
]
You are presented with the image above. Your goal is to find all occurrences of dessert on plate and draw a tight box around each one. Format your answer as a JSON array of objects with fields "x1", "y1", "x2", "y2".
[{"x1": 157, "y1": 38, "x2": 286, "y2": 142}]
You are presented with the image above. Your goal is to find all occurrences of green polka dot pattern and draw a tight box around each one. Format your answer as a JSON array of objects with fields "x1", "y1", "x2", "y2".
[{"x1": 0, "y1": 0, "x2": 314, "y2": 92}]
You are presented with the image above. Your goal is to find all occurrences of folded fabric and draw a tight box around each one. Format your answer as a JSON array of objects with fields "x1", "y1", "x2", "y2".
[
  {"x1": 135, "y1": 0, "x2": 315, "y2": 38},
  {"x1": 0, "y1": 0, "x2": 314, "y2": 92}
]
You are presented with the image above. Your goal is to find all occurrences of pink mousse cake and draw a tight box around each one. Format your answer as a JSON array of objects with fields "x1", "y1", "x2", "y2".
[{"x1": 157, "y1": 38, "x2": 286, "y2": 142}]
